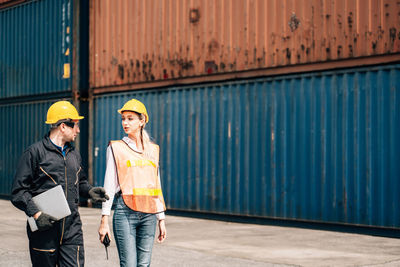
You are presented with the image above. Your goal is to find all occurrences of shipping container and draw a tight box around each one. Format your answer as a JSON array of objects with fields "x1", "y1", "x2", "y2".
[
  {"x1": 0, "y1": 0, "x2": 73, "y2": 98},
  {"x1": 89, "y1": 0, "x2": 400, "y2": 91},
  {"x1": 91, "y1": 63, "x2": 400, "y2": 228},
  {"x1": 0, "y1": 99, "x2": 73, "y2": 196},
  {"x1": 0, "y1": 0, "x2": 25, "y2": 8}
]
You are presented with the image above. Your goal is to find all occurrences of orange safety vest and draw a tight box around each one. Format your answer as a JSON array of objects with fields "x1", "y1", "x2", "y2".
[{"x1": 109, "y1": 140, "x2": 166, "y2": 214}]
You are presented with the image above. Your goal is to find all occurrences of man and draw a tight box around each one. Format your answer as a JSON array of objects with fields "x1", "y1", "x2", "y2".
[{"x1": 11, "y1": 100, "x2": 108, "y2": 266}]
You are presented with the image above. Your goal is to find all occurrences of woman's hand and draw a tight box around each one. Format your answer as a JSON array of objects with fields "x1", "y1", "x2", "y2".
[
  {"x1": 98, "y1": 215, "x2": 112, "y2": 243},
  {"x1": 157, "y1": 219, "x2": 167, "y2": 243}
]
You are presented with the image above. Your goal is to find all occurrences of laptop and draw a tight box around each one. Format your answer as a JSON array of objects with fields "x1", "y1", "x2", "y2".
[{"x1": 27, "y1": 185, "x2": 71, "y2": 232}]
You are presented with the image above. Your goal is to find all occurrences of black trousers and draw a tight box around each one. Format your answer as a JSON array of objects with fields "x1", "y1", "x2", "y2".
[{"x1": 27, "y1": 223, "x2": 84, "y2": 267}]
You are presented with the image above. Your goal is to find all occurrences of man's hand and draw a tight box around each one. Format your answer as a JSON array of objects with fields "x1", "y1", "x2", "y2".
[
  {"x1": 89, "y1": 187, "x2": 109, "y2": 203},
  {"x1": 35, "y1": 212, "x2": 57, "y2": 231}
]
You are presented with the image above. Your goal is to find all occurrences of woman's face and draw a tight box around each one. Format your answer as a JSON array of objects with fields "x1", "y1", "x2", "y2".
[{"x1": 121, "y1": 111, "x2": 145, "y2": 136}]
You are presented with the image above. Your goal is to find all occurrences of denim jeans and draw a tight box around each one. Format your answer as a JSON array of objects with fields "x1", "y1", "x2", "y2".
[{"x1": 113, "y1": 195, "x2": 157, "y2": 267}]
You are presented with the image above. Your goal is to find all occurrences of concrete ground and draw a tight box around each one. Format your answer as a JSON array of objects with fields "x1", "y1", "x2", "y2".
[{"x1": 1, "y1": 199, "x2": 400, "y2": 267}]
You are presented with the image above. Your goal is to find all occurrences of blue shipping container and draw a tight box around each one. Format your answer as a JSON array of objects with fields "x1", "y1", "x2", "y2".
[
  {"x1": 92, "y1": 64, "x2": 400, "y2": 228},
  {"x1": 0, "y1": 99, "x2": 71, "y2": 196},
  {"x1": 0, "y1": 0, "x2": 73, "y2": 99}
]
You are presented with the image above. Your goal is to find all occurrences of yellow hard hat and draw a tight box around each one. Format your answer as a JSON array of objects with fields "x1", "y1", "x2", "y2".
[
  {"x1": 118, "y1": 99, "x2": 149, "y2": 123},
  {"x1": 45, "y1": 101, "x2": 84, "y2": 124}
]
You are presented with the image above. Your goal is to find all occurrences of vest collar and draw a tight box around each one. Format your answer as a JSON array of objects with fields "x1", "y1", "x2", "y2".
[{"x1": 122, "y1": 136, "x2": 143, "y2": 154}]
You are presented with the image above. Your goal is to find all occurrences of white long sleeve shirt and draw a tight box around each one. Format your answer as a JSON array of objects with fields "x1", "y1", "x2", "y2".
[{"x1": 101, "y1": 136, "x2": 165, "y2": 220}]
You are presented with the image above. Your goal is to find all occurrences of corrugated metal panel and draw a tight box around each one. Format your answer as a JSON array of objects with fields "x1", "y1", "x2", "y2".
[
  {"x1": 92, "y1": 63, "x2": 400, "y2": 228},
  {"x1": 0, "y1": 0, "x2": 73, "y2": 99},
  {"x1": 0, "y1": 99, "x2": 71, "y2": 196},
  {"x1": 89, "y1": 0, "x2": 400, "y2": 89}
]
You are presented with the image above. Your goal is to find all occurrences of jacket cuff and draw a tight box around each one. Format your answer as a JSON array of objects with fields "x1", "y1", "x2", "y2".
[
  {"x1": 80, "y1": 184, "x2": 93, "y2": 198},
  {"x1": 25, "y1": 199, "x2": 40, "y2": 217}
]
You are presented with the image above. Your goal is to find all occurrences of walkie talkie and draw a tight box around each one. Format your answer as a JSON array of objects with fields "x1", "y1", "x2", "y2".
[{"x1": 103, "y1": 233, "x2": 110, "y2": 260}]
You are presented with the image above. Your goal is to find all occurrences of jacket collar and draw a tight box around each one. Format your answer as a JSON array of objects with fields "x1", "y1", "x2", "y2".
[{"x1": 42, "y1": 132, "x2": 74, "y2": 154}]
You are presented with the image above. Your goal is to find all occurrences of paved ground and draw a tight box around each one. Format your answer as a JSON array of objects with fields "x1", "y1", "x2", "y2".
[{"x1": 1, "y1": 199, "x2": 400, "y2": 267}]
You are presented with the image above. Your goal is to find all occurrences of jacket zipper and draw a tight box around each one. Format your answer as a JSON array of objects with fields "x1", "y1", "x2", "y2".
[
  {"x1": 60, "y1": 156, "x2": 67, "y2": 245},
  {"x1": 39, "y1": 167, "x2": 57, "y2": 185},
  {"x1": 77, "y1": 245, "x2": 80, "y2": 267},
  {"x1": 75, "y1": 167, "x2": 81, "y2": 185},
  {"x1": 32, "y1": 248, "x2": 56, "y2": 253}
]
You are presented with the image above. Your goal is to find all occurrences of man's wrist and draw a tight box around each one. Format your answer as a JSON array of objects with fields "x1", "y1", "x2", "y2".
[{"x1": 33, "y1": 211, "x2": 42, "y2": 220}]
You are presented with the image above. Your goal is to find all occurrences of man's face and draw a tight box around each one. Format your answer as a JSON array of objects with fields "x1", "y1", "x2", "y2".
[{"x1": 61, "y1": 120, "x2": 80, "y2": 142}]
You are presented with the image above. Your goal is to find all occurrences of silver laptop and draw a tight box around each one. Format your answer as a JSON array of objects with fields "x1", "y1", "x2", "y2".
[{"x1": 27, "y1": 185, "x2": 71, "y2": 231}]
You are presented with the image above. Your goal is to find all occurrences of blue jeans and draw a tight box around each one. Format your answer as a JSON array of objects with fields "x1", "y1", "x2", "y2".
[{"x1": 113, "y1": 195, "x2": 157, "y2": 267}]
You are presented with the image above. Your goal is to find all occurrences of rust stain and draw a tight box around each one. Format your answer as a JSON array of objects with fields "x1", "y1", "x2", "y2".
[
  {"x1": 347, "y1": 12, "x2": 353, "y2": 29},
  {"x1": 118, "y1": 64, "x2": 124, "y2": 80},
  {"x1": 389, "y1": 28, "x2": 397, "y2": 43},
  {"x1": 348, "y1": 45, "x2": 353, "y2": 57},
  {"x1": 285, "y1": 48, "x2": 291, "y2": 60},
  {"x1": 288, "y1": 13, "x2": 300, "y2": 32},
  {"x1": 205, "y1": 61, "x2": 217, "y2": 74},
  {"x1": 372, "y1": 41, "x2": 377, "y2": 51},
  {"x1": 189, "y1": 8, "x2": 200, "y2": 23},
  {"x1": 326, "y1": 47, "x2": 331, "y2": 60},
  {"x1": 337, "y1": 14, "x2": 343, "y2": 29},
  {"x1": 111, "y1": 57, "x2": 118, "y2": 66},
  {"x1": 337, "y1": 45, "x2": 343, "y2": 57},
  {"x1": 326, "y1": 47, "x2": 331, "y2": 54}
]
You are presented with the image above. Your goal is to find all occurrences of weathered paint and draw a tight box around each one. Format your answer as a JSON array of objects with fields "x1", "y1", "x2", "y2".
[
  {"x1": 91, "y1": 63, "x2": 400, "y2": 228},
  {"x1": 89, "y1": 0, "x2": 400, "y2": 89},
  {"x1": 91, "y1": 54, "x2": 400, "y2": 95},
  {"x1": 0, "y1": 0, "x2": 26, "y2": 9},
  {"x1": 0, "y1": 99, "x2": 71, "y2": 196},
  {"x1": 0, "y1": 0, "x2": 73, "y2": 99}
]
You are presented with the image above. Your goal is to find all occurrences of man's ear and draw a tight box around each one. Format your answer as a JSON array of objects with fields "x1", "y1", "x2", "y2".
[{"x1": 59, "y1": 123, "x2": 66, "y2": 132}]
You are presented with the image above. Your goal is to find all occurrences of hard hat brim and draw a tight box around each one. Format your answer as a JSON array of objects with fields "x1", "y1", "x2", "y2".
[
  {"x1": 118, "y1": 109, "x2": 148, "y2": 123},
  {"x1": 45, "y1": 115, "x2": 84, "y2": 124}
]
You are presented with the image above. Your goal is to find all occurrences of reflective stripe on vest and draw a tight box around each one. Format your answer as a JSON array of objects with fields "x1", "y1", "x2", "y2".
[{"x1": 109, "y1": 140, "x2": 166, "y2": 214}]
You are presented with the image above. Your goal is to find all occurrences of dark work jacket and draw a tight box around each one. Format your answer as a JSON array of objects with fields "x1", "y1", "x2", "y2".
[{"x1": 11, "y1": 134, "x2": 92, "y2": 245}]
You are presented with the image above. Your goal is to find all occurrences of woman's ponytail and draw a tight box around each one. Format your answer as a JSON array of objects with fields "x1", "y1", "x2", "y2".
[{"x1": 139, "y1": 113, "x2": 151, "y2": 150}]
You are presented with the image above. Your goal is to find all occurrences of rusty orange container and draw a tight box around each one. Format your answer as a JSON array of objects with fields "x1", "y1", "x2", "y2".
[
  {"x1": 0, "y1": 0, "x2": 16, "y2": 4},
  {"x1": 0, "y1": 0, "x2": 25, "y2": 8},
  {"x1": 89, "y1": 0, "x2": 400, "y2": 91}
]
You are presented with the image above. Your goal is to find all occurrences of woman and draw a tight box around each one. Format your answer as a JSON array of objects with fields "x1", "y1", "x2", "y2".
[{"x1": 98, "y1": 99, "x2": 166, "y2": 267}]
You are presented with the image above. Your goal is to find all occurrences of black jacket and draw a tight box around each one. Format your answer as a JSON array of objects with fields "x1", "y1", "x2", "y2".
[{"x1": 11, "y1": 134, "x2": 92, "y2": 245}]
